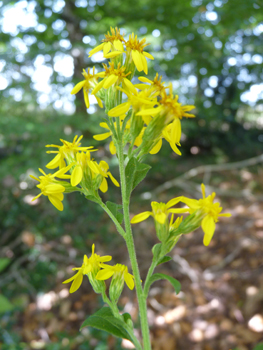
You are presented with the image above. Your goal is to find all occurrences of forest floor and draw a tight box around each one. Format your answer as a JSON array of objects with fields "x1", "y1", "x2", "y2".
[{"x1": 5, "y1": 166, "x2": 263, "y2": 350}]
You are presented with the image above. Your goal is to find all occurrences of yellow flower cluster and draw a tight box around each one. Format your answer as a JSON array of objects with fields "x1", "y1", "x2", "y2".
[
  {"x1": 30, "y1": 135, "x2": 119, "y2": 211},
  {"x1": 71, "y1": 27, "x2": 195, "y2": 158},
  {"x1": 63, "y1": 244, "x2": 134, "y2": 295},
  {"x1": 131, "y1": 184, "x2": 231, "y2": 246}
]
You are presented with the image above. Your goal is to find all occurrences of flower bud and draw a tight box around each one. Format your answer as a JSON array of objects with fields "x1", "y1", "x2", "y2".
[{"x1": 109, "y1": 271, "x2": 125, "y2": 302}]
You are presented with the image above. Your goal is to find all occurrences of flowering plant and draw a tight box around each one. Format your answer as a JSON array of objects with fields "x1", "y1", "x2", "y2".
[{"x1": 30, "y1": 27, "x2": 231, "y2": 349}]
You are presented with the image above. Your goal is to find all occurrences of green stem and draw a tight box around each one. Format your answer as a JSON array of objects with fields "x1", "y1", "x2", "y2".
[
  {"x1": 143, "y1": 261, "x2": 157, "y2": 297},
  {"x1": 99, "y1": 200, "x2": 126, "y2": 238},
  {"x1": 101, "y1": 291, "x2": 143, "y2": 350},
  {"x1": 117, "y1": 142, "x2": 151, "y2": 350}
]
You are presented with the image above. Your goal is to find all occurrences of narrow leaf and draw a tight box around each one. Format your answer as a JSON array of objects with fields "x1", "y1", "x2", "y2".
[
  {"x1": 80, "y1": 307, "x2": 132, "y2": 342},
  {"x1": 125, "y1": 157, "x2": 137, "y2": 196},
  {"x1": 157, "y1": 256, "x2": 172, "y2": 266},
  {"x1": 148, "y1": 273, "x2": 181, "y2": 294},
  {"x1": 106, "y1": 201, "x2": 123, "y2": 224},
  {"x1": 132, "y1": 162, "x2": 151, "y2": 190},
  {"x1": 152, "y1": 243, "x2": 162, "y2": 262},
  {"x1": 85, "y1": 195, "x2": 101, "y2": 204}
]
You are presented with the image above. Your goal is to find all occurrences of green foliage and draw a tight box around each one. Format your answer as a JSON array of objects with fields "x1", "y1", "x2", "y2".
[
  {"x1": 0, "y1": 294, "x2": 14, "y2": 313},
  {"x1": 0, "y1": 258, "x2": 11, "y2": 273},
  {"x1": 157, "y1": 256, "x2": 172, "y2": 265},
  {"x1": 106, "y1": 201, "x2": 123, "y2": 225},
  {"x1": 80, "y1": 307, "x2": 132, "y2": 342},
  {"x1": 146, "y1": 273, "x2": 181, "y2": 294}
]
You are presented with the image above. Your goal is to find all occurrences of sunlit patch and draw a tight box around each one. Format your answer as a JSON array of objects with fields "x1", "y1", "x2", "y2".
[
  {"x1": 248, "y1": 314, "x2": 263, "y2": 332},
  {"x1": 23, "y1": 194, "x2": 39, "y2": 205}
]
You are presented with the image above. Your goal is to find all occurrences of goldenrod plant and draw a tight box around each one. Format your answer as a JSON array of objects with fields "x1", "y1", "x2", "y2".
[{"x1": 30, "y1": 27, "x2": 231, "y2": 350}]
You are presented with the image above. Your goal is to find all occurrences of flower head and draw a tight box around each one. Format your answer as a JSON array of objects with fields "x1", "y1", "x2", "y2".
[
  {"x1": 125, "y1": 33, "x2": 154, "y2": 74},
  {"x1": 96, "y1": 263, "x2": 134, "y2": 290},
  {"x1": 89, "y1": 27, "x2": 125, "y2": 59},
  {"x1": 180, "y1": 184, "x2": 232, "y2": 246},
  {"x1": 136, "y1": 73, "x2": 167, "y2": 95},
  {"x1": 88, "y1": 160, "x2": 120, "y2": 193},
  {"x1": 91, "y1": 62, "x2": 136, "y2": 96},
  {"x1": 131, "y1": 197, "x2": 188, "y2": 225},
  {"x1": 30, "y1": 165, "x2": 72, "y2": 211},
  {"x1": 46, "y1": 135, "x2": 96, "y2": 169},
  {"x1": 63, "y1": 244, "x2": 112, "y2": 293},
  {"x1": 71, "y1": 67, "x2": 103, "y2": 109}
]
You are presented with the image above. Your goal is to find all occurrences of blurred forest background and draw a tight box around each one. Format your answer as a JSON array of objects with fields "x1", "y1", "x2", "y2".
[{"x1": 0, "y1": 0, "x2": 263, "y2": 349}]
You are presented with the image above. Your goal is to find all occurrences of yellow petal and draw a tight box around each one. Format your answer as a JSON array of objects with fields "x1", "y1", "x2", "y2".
[
  {"x1": 108, "y1": 102, "x2": 130, "y2": 117},
  {"x1": 88, "y1": 43, "x2": 104, "y2": 57},
  {"x1": 109, "y1": 140, "x2": 116, "y2": 155},
  {"x1": 108, "y1": 172, "x2": 120, "y2": 187},
  {"x1": 136, "y1": 106, "x2": 162, "y2": 116},
  {"x1": 63, "y1": 271, "x2": 79, "y2": 284},
  {"x1": 166, "y1": 197, "x2": 183, "y2": 208},
  {"x1": 95, "y1": 96, "x2": 103, "y2": 108},
  {"x1": 48, "y1": 195, "x2": 63, "y2": 211},
  {"x1": 140, "y1": 53, "x2": 148, "y2": 74},
  {"x1": 71, "y1": 165, "x2": 83, "y2": 186},
  {"x1": 46, "y1": 153, "x2": 61, "y2": 169},
  {"x1": 131, "y1": 211, "x2": 152, "y2": 224},
  {"x1": 83, "y1": 89, "x2": 90, "y2": 109},
  {"x1": 103, "y1": 41, "x2": 111, "y2": 55},
  {"x1": 202, "y1": 215, "x2": 216, "y2": 246},
  {"x1": 100, "y1": 256, "x2": 112, "y2": 262},
  {"x1": 132, "y1": 50, "x2": 143, "y2": 72},
  {"x1": 169, "y1": 142, "x2": 182, "y2": 156},
  {"x1": 138, "y1": 76, "x2": 152, "y2": 83},
  {"x1": 149, "y1": 139, "x2": 162, "y2": 154},
  {"x1": 45, "y1": 184, "x2": 65, "y2": 193},
  {"x1": 124, "y1": 273, "x2": 134, "y2": 290},
  {"x1": 123, "y1": 78, "x2": 137, "y2": 94},
  {"x1": 103, "y1": 75, "x2": 118, "y2": 89},
  {"x1": 104, "y1": 51, "x2": 123, "y2": 58},
  {"x1": 93, "y1": 132, "x2": 111, "y2": 141},
  {"x1": 70, "y1": 272, "x2": 83, "y2": 293},
  {"x1": 71, "y1": 80, "x2": 86, "y2": 95},
  {"x1": 91, "y1": 79, "x2": 105, "y2": 95},
  {"x1": 143, "y1": 51, "x2": 154, "y2": 60},
  {"x1": 96, "y1": 269, "x2": 114, "y2": 280},
  {"x1": 99, "y1": 177, "x2": 108, "y2": 193},
  {"x1": 155, "y1": 212, "x2": 167, "y2": 224},
  {"x1": 113, "y1": 39, "x2": 124, "y2": 52}
]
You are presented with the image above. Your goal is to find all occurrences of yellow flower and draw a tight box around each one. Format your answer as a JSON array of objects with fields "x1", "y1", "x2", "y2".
[
  {"x1": 108, "y1": 88, "x2": 157, "y2": 118},
  {"x1": 125, "y1": 33, "x2": 154, "y2": 74},
  {"x1": 63, "y1": 244, "x2": 112, "y2": 293},
  {"x1": 30, "y1": 165, "x2": 72, "y2": 211},
  {"x1": 96, "y1": 263, "x2": 134, "y2": 290},
  {"x1": 135, "y1": 73, "x2": 167, "y2": 95},
  {"x1": 71, "y1": 67, "x2": 103, "y2": 109},
  {"x1": 88, "y1": 160, "x2": 120, "y2": 193},
  {"x1": 88, "y1": 27, "x2": 125, "y2": 59},
  {"x1": 136, "y1": 84, "x2": 195, "y2": 125},
  {"x1": 180, "y1": 184, "x2": 232, "y2": 246},
  {"x1": 91, "y1": 62, "x2": 136, "y2": 96},
  {"x1": 70, "y1": 151, "x2": 97, "y2": 187},
  {"x1": 131, "y1": 198, "x2": 188, "y2": 225},
  {"x1": 46, "y1": 135, "x2": 96, "y2": 169}
]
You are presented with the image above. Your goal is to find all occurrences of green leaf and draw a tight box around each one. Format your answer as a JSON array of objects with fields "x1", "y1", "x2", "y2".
[
  {"x1": 132, "y1": 162, "x2": 151, "y2": 190},
  {"x1": 0, "y1": 294, "x2": 14, "y2": 313},
  {"x1": 106, "y1": 201, "x2": 123, "y2": 224},
  {"x1": 0, "y1": 258, "x2": 11, "y2": 273},
  {"x1": 122, "y1": 312, "x2": 132, "y2": 324},
  {"x1": 253, "y1": 343, "x2": 263, "y2": 350},
  {"x1": 157, "y1": 256, "x2": 172, "y2": 266},
  {"x1": 85, "y1": 195, "x2": 101, "y2": 204},
  {"x1": 152, "y1": 243, "x2": 162, "y2": 261},
  {"x1": 80, "y1": 307, "x2": 132, "y2": 342},
  {"x1": 125, "y1": 157, "x2": 137, "y2": 196},
  {"x1": 148, "y1": 273, "x2": 181, "y2": 294}
]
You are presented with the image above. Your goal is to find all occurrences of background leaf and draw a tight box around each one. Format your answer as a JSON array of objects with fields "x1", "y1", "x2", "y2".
[{"x1": 80, "y1": 307, "x2": 132, "y2": 342}]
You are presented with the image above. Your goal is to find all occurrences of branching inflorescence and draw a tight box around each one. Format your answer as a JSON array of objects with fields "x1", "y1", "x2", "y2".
[{"x1": 30, "y1": 27, "x2": 231, "y2": 350}]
